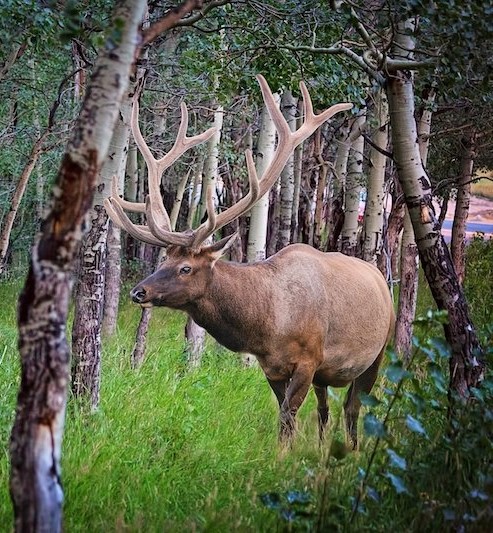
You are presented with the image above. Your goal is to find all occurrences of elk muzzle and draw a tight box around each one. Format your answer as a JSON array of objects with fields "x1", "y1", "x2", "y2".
[{"x1": 130, "y1": 285, "x2": 148, "y2": 305}]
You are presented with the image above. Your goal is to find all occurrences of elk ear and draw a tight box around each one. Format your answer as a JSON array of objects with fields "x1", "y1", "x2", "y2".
[{"x1": 203, "y1": 233, "x2": 238, "y2": 264}]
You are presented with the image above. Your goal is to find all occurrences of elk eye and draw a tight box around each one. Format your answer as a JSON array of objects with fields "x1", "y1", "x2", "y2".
[{"x1": 180, "y1": 265, "x2": 192, "y2": 275}]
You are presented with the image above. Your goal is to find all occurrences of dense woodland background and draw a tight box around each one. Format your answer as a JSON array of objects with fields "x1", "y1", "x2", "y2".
[{"x1": 0, "y1": 0, "x2": 492, "y2": 530}]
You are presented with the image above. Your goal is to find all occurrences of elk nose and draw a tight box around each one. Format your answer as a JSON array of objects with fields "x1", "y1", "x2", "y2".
[{"x1": 131, "y1": 286, "x2": 147, "y2": 303}]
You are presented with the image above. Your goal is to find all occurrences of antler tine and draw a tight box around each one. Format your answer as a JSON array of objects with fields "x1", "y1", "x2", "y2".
[
  {"x1": 156, "y1": 103, "x2": 217, "y2": 173},
  {"x1": 191, "y1": 149, "x2": 261, "y2": 246},
  {"x1": 298, "y1": 81, "x2": 353, "y2": 137},
  {"x1": 188, "y1": 74, "x2": 352, "y2": 249},
  {"x1": 191, "y1": 185, "x2": 218, "y2": 248},
  {"x1": 110, "y1": 174, "x2": 146, "y2": 213},
  {"x1": 145, "y1": 197, "x2": 194, "y2": 247},
  {"x1": 104, "y1": 198, "x2": 166, "y2": 247}
]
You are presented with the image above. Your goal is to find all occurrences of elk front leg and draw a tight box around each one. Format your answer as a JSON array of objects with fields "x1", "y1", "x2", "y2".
[{"x1": 313, "y1": 384, "x2": 329, "y2": 441}]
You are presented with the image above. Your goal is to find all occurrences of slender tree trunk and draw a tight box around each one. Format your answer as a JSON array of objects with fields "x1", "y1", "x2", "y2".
[
  {"x1": 131, "y1": 307, "x2": 153, "y2": 369},
  {"x1": 9, "y1": 2, "x2": 146, "y2": 529},
  {"x1": 266, "y1": 183, "x2": 281, "y2": 256},
  {"x1": 198, "y1": 104, "x2": 223, "y2": 220},
  {"x1": 187, "y1": 154, "x2": 205, "y2": 228},
  {"x1": 312, "y1": 127, "x2": 329, "y2": 249},
  {"x1": 341, "y1": 116, "x2": 365, "y2": 256},
  {"x1": 276, "y1": 90, "x2": 297, "y2": 251},
  {"x1": 361, "y1": 89, "x2": 388, "y2": 264},
  {"x1": 326, "y1": 122, "x2": 351, "y2": 251},
  {"x1": 451, "y1": 132, "x2": 476, "y2": 284},
  {"x1": 102, "y1": 221, "x2": 122, "y2": 335},
  {"x1": 0, "y1": 132, "x2": 48, "y2": 275},
  {"x1": 386, "y1": 28, "x2": 484, "y2": 396},
  {"x1": 123, "y1": 138, "x2": 140, "y2": 263},
  {"x1": 394, "y1": 209, "x2": 418, "y2": 358},
  {"x1": 247, "y1": 95, "x2": 280, "y2": 262},
  {"x1": 291, "y1": 103, "x2": 304, "y2": 243}
]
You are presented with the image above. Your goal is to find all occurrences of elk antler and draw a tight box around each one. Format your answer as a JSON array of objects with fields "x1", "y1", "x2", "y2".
[
  {"x1": 104, "y1": 99, "x2": 217, "y2": 246},
  {"x1": 105, "y1": 75, "x2": 353, "y2": 249}
]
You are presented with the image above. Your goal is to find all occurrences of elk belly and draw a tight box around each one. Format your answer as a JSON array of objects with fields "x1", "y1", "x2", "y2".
[{"x1": 313, "y1": 355, "x2": 378, "y2": 388}]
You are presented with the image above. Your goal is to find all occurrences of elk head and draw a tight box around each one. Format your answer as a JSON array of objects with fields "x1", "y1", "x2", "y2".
[
  {"x1": 129, "y1": 234, "x2": 237, "y2": 309},
  {"x1": 105, "y1": 75, "x2": 353, "y2": 308}
]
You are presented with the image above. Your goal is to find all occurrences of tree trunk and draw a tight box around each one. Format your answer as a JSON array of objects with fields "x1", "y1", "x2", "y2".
[
  {"x1": 247, "y1": 94, "x2": 280, "y2": 262},
  {"x1": 0, "y1": 131, "x2": 48, "y2": 275},
  {"x1": 276, "y1": 90, "x2": 297, "y2": 251},
  {"x1": 340, "y1": 116, "x2": 365, "y2": 256},
  {"x1": 386, "y1": 49, "x2": 484, "y2": 396},
  {"x1": 361, "y1": 89, "x2": 388, "y2": 264},
  {"x1": 9, "y1": 1, "x2": 146, "y2": 529},
  {"x1": 394, "y1": 209, "x2": 418, "y2": 358},
  {"x1": 185, "y1": 317, "x2": 206, "y2": 368},
  {"x1": 72, "y1": 87, "x2": 132, "y2": 407},
  {"x1": 71, "y1": 206, "x2": 108, "y2": 407},
  {"x1": 451, "y1": 132, "x2": 476, "y2": 284},
  {"x1": 312, "y1": 127, "x2": 329, "y2": 249},
  {"x1": 131, "y1": 307, "x2": 152, "y2": 369},
  {"x1": 291, "y1": 103, "x2": 304, "y2": 243},
  {"x1": 198, "y1": 104, "x2": 223, "y2": 221},
  {"x1": 326, "y1": 122, "x2": 351, "y2": 251},
  {"x1": 102, "y1": 222, "x2": 122, "y2": 336},
  {"x1": 394, "y1": 83, "x2": 436, "y2": 358}
]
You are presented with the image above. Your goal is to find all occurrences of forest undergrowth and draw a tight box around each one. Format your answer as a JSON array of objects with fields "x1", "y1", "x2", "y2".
[{"x1": 0, "y1": 237, "x2": 492, "y2": 532}]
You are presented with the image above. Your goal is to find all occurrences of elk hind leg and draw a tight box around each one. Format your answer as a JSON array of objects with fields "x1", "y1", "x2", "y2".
[
  {"x1": 344, "y1": 350, "x2": 383, "y2": 449},
  {"x1": 313, "y1": 384, "x2": 329, "y2": 441}
]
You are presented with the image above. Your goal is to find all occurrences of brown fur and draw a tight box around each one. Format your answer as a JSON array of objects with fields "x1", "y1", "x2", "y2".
[{"x1": 131, "y1": 239, "x2": 395, "y2": 447}]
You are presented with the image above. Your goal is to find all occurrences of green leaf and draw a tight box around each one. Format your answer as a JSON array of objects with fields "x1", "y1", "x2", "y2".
[
  {"x1": 384, "y1": 472, "x2": 409, "y2": 494},
  {"x1": 385, "y1": 362, "x2": 412, "y2": 383},
  {"x1": 386, "y1": 449, "x2": 407, "y2": 470},
  {"x1": 359, "y1": 392, "x2": 381, "y2": 407},
  {"x1": 363, "y1": 414, "x2": 386, "y2": 438},
  {"x1": 406, "y1": 415, "x2": 428, "y2": 437}
]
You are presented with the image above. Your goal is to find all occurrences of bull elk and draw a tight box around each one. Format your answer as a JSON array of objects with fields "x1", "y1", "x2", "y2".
[{"x1": 105, "y1": 75, "x2": 395, "y2": 448}]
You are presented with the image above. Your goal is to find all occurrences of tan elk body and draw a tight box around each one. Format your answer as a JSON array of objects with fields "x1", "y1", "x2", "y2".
[{"x1": 105, "y1": 75, "x2": 395, "y2": 447}]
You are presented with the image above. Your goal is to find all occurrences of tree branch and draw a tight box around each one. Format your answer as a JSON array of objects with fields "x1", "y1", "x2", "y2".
[{"x1": 142, "y1": 0, "x2": 202, "y2": 46}]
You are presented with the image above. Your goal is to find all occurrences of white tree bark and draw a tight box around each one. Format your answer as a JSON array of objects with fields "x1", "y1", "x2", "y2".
[
  {"x1": 341, "y1": 115, "x2": 366, "y2": 256},
  {"x1": 277, "y1": 90, "x2": 298, "y2": 250},
  {"x1": 386, "y1": 22, "x2": 484, "y2": 396},
  {"x1": 198, "y1": 104, "x2": 224, "y2": 221},
  {"x1": 247, "y1": 93, "x2": 280, "y2": 262},
  {"x1": 361, "y1": 89, "x2": 388, "y2": 264}
]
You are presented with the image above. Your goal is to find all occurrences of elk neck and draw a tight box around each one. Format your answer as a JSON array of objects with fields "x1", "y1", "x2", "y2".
[{"x1": 183, "y1": 258, "x2": 277, "y2": 355}]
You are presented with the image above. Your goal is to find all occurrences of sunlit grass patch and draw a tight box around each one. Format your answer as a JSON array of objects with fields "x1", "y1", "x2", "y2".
[{"x1": 472, "y1": 176, "x2": 493, "y2": 199}]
